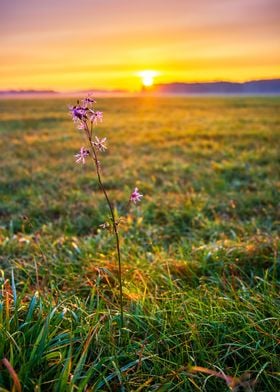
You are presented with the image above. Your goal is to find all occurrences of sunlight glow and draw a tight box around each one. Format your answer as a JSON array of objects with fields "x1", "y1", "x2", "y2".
[
  {"x1": 139, "y1": 70, "x2": 158, "y2": 87},
  {"x1": 1, "y1": 1, "x2": 279, "y2": 91}
]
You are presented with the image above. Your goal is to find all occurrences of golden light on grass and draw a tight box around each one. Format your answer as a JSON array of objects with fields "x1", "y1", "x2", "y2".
[{"x1": 139, "y1": 70, "x2": 158, "y2": 87}]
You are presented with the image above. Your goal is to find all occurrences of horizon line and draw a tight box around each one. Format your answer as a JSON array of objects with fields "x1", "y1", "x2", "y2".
[{"x1": 1, "y1": 77, "x2": 280, "y2": 94}]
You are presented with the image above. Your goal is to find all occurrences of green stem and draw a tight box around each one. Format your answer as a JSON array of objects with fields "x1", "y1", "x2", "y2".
[{"x1": 85, "y1": 124, "x2": 124, "y2": 329}]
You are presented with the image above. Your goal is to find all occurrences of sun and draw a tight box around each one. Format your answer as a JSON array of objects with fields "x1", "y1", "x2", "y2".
[{"x1": 139, "y1": 70, "x2": 158, "y2": 87}]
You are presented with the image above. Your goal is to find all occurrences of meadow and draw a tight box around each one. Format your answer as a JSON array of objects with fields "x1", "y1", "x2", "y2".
[{"x1": 0, "y1": 96, "x2": 279, "y2": 391}]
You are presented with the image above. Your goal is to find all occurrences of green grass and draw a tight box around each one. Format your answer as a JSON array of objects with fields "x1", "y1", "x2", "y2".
[{"x1": 0, "y1": 96, "x2": 279, "y2": 391}]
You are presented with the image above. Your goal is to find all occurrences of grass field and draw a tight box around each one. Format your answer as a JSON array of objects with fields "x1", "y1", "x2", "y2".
[{"x1": 0, "y1": 96, "x2": 279, "y2": 391}]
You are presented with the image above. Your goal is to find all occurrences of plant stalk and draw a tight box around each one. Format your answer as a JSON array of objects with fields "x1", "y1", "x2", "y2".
[{"x1": 85, "y1": 124, "x2": 124, "y2": 329}]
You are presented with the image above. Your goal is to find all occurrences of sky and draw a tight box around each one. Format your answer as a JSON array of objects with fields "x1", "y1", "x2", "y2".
[{"x1": 0, "y1": 0, "x2": 280, "y2": 91}]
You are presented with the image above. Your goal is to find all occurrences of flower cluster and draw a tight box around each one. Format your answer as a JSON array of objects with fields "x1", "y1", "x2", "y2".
[
  {"x1": 69, "y1": 100, "x2": 103, "y2": 129},
  {"x1": 70, "y1": 94, "x2": 143, "y2": 204}
]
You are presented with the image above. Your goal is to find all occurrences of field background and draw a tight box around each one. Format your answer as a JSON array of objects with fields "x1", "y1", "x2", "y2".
[{"x1": 0, "y1": 97, "x2": 279, "y2": 391}]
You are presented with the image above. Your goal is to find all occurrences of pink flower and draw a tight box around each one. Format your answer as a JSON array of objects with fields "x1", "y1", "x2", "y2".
[
  {"x1": 130, "y1": 187, "x2": 143, "y2": 204},
  {"x1": 75, "y1": 147, "x2": 90, "y2": 164},
  {"x1": 89, "y1": 110, "x2": 103, "y2": 124},
  {"x1": 76, "y1": 121, "x2": 86, "y2": 131},
  {"x1": 93, "y1": 136, "x2": 107, "y2": 152},
  {"x1": 81, "y1": 94, "x2": 96, "y2": 107}
]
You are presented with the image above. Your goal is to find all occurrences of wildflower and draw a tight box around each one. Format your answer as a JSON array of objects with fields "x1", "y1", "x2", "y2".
[
  {"x1": 69, "y1": 105, "x2": 88, "y2": 122},
  {"x1": 93, "y1": 136, "x2": 107, "y2": 152},
  {"x1": 130, "y1": 187, "x2": 143, "y2": 203},
  {"x1": 89, "y1": 110, "x2": 103, "y2": 124},
  {"x1": 82, "y1": 95, "x2": 96, "y2": 107},
  {"x1": 75, "y1": 147, "x2": 90, "y2": 164}
]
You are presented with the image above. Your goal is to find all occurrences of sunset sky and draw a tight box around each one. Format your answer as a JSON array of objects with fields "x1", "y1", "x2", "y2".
[{"x1": 1, "y1": 0, "x2": 279, "y2": 91}]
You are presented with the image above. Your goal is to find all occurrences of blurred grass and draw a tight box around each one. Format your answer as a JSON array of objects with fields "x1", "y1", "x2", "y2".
[{"x1": 0, "y1": 96, "x2": 279, "y2": 391}]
